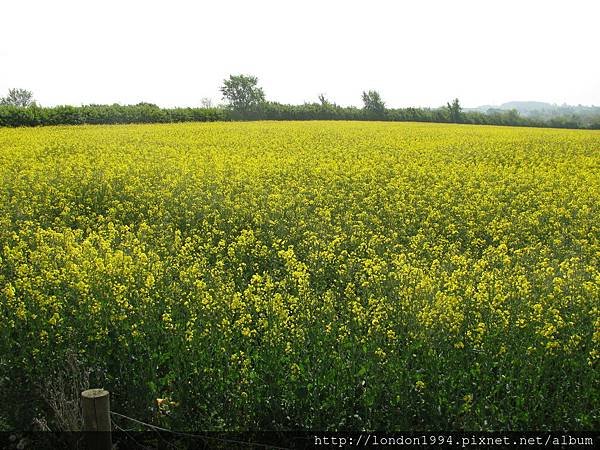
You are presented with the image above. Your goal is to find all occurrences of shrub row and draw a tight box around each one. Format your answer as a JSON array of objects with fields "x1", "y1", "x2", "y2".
[
  {"x1": 0, "y1": 104, "x2": 229, "y2": 127},
  {"x1": 1, "y1": 103, "x2": 599, "y2": 129}
]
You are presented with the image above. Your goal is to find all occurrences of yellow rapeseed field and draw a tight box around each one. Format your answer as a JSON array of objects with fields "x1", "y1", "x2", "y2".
[{"x1": 0, "y1": 121, "x2": 598, "y2": 430}]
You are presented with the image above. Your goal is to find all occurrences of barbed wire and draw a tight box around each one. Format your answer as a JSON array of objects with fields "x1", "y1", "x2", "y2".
[
  {"x1": 110, "y1": 411, "x2": 291, "y2": 450},
  {"x1": 111, "y1": 419, "x2": 155, "y2": 449},
  {"x1": 112, "y1": 415, "x2": 183, "y2": 449}
]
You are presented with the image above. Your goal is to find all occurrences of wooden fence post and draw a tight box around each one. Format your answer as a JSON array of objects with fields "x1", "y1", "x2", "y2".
[{"x1": 81, "y1": 388, "x2": 112, "y2": 450}]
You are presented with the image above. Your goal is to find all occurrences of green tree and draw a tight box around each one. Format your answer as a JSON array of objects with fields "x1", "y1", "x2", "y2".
[
  {"x1": 220, "y1": 74, "x2": 265, "y2": 112},
  {"x1": 0, "y1": 88, "x2": 35, "y2": 107},
  {"x1": 446, "y1": 98, "x2": 463, "y2": 123},
  {"x1": 361, "y1": 90, "x2": 385, "y2": 117}
]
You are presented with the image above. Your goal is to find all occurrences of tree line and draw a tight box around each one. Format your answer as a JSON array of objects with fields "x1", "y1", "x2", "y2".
[{"x1": 1, "y1": 79, "x2": 599, "y2": 129}]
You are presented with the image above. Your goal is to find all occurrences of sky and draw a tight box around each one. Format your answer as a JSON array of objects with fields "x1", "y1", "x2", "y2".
[{"x1": 1, "y1": 0, "x2": 599, "y2": 108}]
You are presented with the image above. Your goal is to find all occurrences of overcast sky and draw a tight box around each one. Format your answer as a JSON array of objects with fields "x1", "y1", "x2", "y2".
[{"x1": 1, "y1": 0, "x2": 598, "y2": 108}]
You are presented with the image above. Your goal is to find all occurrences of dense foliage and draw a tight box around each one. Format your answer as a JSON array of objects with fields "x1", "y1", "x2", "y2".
[
  {"x1": 0, "y1": 104, "x2": 228, "y2": 127},
  {"x1": 0, "y1": 122, "x2": 598, "y2": 432},
  {"x1": 1, "y1": 103, "x2": 599, "y2": 129}
]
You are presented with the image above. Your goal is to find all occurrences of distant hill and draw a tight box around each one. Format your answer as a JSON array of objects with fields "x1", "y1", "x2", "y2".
[
  {"x1": 467, "y1": 101, "x2": 600, "y2": 118},
  {"x1": 498, "y1": 101, "x2": 554, "y2": 112}
]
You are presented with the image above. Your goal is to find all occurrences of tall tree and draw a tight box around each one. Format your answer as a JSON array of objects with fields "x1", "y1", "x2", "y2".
[
  {"x1": 0, "y1": 88, "x2": 35, "y2": 107},
  {"x1": 200, "y1": 97, "x2": 213, "y2": 108},
  {"x1": 361, "y1": 90, "x2": 385, "y2": 116},
  {"x1": 446, "y1": 98, "x2": 463, "y2": 123},
  {"x1": 318, "y1": 93, "x2": 332, "y2": 107},
  {"x1": 220, "y1": 75, "x2": 265, "y2": 112}
]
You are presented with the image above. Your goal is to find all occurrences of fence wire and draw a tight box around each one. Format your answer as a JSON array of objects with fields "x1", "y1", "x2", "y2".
[{"x1": 109, "y1": 411, "x2": 291, "y2": 449}]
